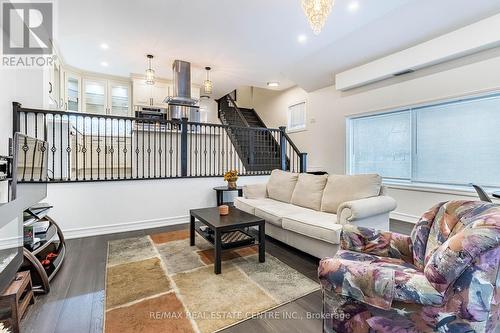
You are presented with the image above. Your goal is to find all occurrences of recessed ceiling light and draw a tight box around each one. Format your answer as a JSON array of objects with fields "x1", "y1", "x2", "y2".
[
  {"x1": 297, "y1": 34, "x2": 308, "y2": 43},
  {"x1": 100, "y1": 43, "x2": 109, "y2": 50},
  {"x1": 267, "y1": 82, "x2": 280, "y2": 87},
  {"x1": 100, "y1": 61, "x2": 109, "y2": 67},
  {"x1": 348, "y1": 1, "x2": 360, "y2": 12}
]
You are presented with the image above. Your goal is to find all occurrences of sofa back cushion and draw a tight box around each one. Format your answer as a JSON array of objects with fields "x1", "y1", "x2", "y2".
[
  {"x1": 320, "y1": 174, "x2": 382, "y2": 214},
  {"x1": 267, "y1": 169, "x2": 299, "y2": 203},
  {"x1": 290, "y1": 173, "x2": 328, "y2": 210}
]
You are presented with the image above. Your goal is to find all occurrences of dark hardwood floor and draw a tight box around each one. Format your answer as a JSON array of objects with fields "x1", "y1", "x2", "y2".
[{"x1": 20, "y1": 220, "x2": 413, "y2": 333}]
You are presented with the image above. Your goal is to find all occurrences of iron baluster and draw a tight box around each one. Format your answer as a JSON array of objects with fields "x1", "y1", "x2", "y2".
[
  {"x1": 82, "y1": 116, "x2": 86, "y2": 180},
  {"x1": 97, "y1": 117, "x2": 101, "y2": 180},
  {"x1": 169, "y1": 122, "x2": 173, "y2": 177},
  {"x1": 180, "y1": 118, "x2": 188, "y2": 177},
  {"x1": 90, "y1": 117, "x2": 93, "y2": 180}
]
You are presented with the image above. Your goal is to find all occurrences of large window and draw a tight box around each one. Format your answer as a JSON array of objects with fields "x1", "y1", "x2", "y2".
[{"x1": 348, "y1": 93, "x2": 500, "y2": 187}]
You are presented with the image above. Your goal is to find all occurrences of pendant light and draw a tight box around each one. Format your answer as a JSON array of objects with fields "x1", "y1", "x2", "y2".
[
  {"x1": 203, "y1": 66, "x2": 213, "y2": 95},
  {"x1": 145, "y1": 54, "x2": 155, "y2": 85}
]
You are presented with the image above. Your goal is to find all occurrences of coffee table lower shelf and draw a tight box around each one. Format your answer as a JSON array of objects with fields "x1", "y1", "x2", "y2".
[
  {"x1": 190, "y1": 207, "x2": 266, "y2": 274},
  {"x1": 194, "y1": 224, "x2": 256, "y2": 250}
]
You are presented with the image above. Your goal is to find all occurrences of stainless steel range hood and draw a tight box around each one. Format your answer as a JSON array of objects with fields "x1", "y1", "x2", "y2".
[{"x1": 164, "y1": 60, "x2": 199, "y2": 120}]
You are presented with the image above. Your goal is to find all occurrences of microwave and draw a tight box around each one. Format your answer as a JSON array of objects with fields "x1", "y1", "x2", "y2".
[{"x1": 134, "y1": 106, "x2": 167, "y2": 120}]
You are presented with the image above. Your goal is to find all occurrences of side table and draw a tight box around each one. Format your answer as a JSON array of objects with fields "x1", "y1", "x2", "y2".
[{"x1": 213, "y1": 186, "x2": 243, "y2": 206}]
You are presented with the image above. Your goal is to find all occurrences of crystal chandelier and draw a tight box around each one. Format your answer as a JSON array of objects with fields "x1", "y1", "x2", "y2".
[
  {"x1": 302, "y1": 0, "x2": 334, "y2": 35},
  {"x1": 203, "y1": 66, "x2": 213, "y2": 95},
  {"x1": 145, "y1": 54, "x2": 155, "y2": 85}
]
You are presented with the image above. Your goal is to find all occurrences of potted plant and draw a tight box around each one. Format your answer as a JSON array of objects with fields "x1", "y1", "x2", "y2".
[{"x1": 223, "y1": 170, "x2": 238, "y2": 190}]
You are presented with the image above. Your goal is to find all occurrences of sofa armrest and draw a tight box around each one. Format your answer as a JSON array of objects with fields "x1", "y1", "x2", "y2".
[
  {"x1": 341, "y1": 224, "x2": 413, "y2": 262},
  {"x1": 337, "y1": 196, "x2": 397, "y2": 224},
  {"x1": 243, "y1": 183, "x2": 267, "y2": 199}
]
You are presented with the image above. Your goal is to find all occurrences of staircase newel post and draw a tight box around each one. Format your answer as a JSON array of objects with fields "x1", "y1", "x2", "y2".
[
  {"x1": 299, "y1": 153, "x2": 307, "y2": 173},
  {"x1": 12, "y1": 102, "x2": 21, "y2": 138},
  {"x1": 181, "y1": 117, "x2": 188, "y2": 177},
  {"x1": 279, "y1": 126, "x2": 287, "y2": 171}
]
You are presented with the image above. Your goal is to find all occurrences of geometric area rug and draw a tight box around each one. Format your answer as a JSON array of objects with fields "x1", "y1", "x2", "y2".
[{"x1": 104, "y1": 229, "x2": 320, "y2": 333}]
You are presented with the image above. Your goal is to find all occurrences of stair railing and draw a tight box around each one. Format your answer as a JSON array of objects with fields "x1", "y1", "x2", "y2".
[
  {"x1": 222, "y1": 94, "x2": 256, "y2": 167},
  {"x1": 225, "y1": 94, "x2": 250, "y2": 128},
  {"x1": 220, "y1": 93, "x2": 307, "y2": 173},
  {"x1": 279, "y1": 126, "x2": 307, "y2": 173}
]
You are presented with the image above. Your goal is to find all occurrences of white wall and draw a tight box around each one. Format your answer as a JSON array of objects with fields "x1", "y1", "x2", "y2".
[
  {"x1": 249, "y1": 47, "x2": 500, "y2": 222},
  {"x1": 0, "y1": 68, "x2": 44, "y2": 199},
  {"x1": 0, "y1": 67, "x2": 45, "y2": 240},
  {"x1": 235, "y1": 86, "x2": 255, "y2": 109},
  {"x1": 46, "y1": 175, "x2": 268, "y2": 239},
  {"x1": 0, "y1": 68, "x2": 45, "y2": 155}
]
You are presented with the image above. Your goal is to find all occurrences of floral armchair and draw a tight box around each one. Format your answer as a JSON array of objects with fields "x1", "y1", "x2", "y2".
[{"x1": 318, "y1": 200, "x2": 500, "y2": 333}]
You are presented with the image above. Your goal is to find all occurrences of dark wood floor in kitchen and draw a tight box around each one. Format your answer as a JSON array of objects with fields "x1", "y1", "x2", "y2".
[{"x1": 20, "y1": 220, "x2": 413, "y2": 333}]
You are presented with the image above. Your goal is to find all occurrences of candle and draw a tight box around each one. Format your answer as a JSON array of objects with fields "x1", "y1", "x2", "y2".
[{"x1": 219, "y1": 205, "x2": 229, "y2": 216}]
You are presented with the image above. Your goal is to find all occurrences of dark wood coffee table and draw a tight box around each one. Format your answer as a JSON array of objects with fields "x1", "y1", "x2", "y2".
[{"x1": 189, "y1": 207, "x2": 265, "y2": 274}]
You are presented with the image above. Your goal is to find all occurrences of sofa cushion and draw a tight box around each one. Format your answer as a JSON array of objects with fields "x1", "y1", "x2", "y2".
[
  {"x1": 290, "y1": 173, "x2": 328, "y2": 211},
  {"x1": 254, "y1": 201, "x2": 307, "y2": 227},
  {"x1": 234, "y1": 197, "x2": 276, "y2": 215},
  {"x1": 266, "y1": 169, "x2": 299, "y2": 203},
  {"x1": 282, "y1": 211, "x2": 342, "y2": 244},
  {"x1": 319, "y1": 250, "x2": 442, "y2": 309},
  {"x1": 321, "y1": 174, "x2": 382, "y2": 214},
  {"x1": 243, "y1": 183, "x2": 268, "y2": 199}
]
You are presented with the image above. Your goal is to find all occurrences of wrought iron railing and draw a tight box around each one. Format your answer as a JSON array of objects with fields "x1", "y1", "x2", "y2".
[{"x1": 13, "y1": 102, "x2": 307, "y2": 182}]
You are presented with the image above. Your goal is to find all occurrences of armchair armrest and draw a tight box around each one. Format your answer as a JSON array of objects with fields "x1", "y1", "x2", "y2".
[
  {"x1": 337, "y1": 196, "x2": 397, "y2": 224},
  {"x1": 242, "y1": 183, "x2": 267, "y2": 199},
  {"x1": 341, "y1": 224, "x2": 413, "y2": 263}
]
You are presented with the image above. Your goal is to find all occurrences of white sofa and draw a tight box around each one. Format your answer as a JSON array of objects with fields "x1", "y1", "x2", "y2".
[{"x1": 235, "y1": 170, "x2": 397, "y2": 258}]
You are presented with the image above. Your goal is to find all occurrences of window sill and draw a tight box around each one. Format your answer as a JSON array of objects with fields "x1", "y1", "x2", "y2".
[
  {"x1": 383, "y1": 180, "x2": 500, "y2": 199},
  {"x1": 287, "y1": 127, "x2": 306, "y2": 134}
]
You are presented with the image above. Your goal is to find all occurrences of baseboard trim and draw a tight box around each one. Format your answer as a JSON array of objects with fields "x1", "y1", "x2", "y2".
[
  {"x1": 390, "y1": 211, "x2": 420, "y2": 224},
  {"x1": 62, "y1": 212, "x2": 420, "y2": 239},
  {"x1": 63, "y1": 215, "x2": 190, "y2": 239}
]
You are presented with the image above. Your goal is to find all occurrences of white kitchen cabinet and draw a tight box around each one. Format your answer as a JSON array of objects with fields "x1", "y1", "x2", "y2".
[
  {"x1": 83, "y1": 78, "x2": 131, "y2": 116},
  {"x1": 54, "y1": 60, "x2": 62, "y2": 108},
  {"x1": 73, "y1": 135, "x2": 131, "y2": 178},
  {"x1": 108, "y1": 81, "x2": 131, "y2": 116},
  {"x1": 133, "y1": 81, "x2": 152, "y2": 106},
  {"x1": 47, "y1": 57, "x2": 64, "y2": 109},
  {"x1": 64, "y1": 71, "x2": 82, "y2": 112},
  {"x1": 83, "y1": 78, "x2": 107, "y2": 115},
  {"x1": 133, "y1": 79, "x2": 168, "y2": 107}
]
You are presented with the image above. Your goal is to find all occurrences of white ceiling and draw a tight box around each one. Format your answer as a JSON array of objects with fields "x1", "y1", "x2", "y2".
[{"x1": 55, "y1": 0, "x2": 500, "y2": 97}]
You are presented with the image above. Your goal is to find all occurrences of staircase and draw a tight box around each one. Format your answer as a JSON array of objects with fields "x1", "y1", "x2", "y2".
[
  {"x1": 218, "y1": 94, "x2": 284, "y2": 172},
  {"x1": 236, "y1": 108, "x2": 266, "y2": 128},
  {"x1": 218, "y1": 98, "x2": 265, "y2": 128}
]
